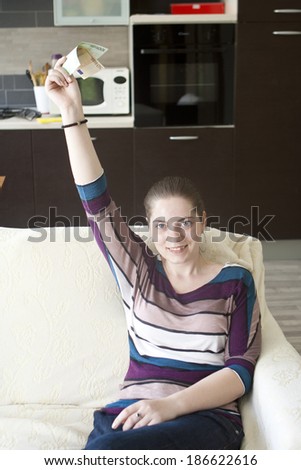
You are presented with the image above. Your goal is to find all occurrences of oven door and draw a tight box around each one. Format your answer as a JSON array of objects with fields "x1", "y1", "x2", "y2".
[{"x1": 133, "y1": 23, "x2": 235, "y2": 127}]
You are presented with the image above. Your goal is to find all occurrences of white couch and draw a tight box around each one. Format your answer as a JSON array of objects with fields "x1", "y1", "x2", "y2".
[{"x1": 0, "y1": 225, "x2": 300, "y2": 450}]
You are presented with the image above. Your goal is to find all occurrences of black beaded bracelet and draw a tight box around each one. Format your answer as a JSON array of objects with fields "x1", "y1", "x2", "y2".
[{"x1": 61, "y1": 119, "x2": 88, "y2": 129}]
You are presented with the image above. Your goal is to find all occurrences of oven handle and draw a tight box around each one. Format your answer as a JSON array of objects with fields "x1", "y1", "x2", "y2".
[
  {"x1": 140, "y1": 47, "x2": 225, "y2": 55},
  {"x1": 274, "y1": 9, "x2": 301, "y2": 14},
  {"x1": 169, "y1": 136, "x2": 199, "y2": 141},
  {"x1": 273, "y1": 31, "x2": 301, "y2": 35}
]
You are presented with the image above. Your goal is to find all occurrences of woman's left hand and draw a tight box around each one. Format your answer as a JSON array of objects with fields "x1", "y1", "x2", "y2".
[{"x1": 111, "y1": 397, "x2": 179, "y2": 431}]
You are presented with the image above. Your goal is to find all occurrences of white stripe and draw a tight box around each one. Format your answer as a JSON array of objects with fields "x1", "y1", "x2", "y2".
[
  {"x1": 129, "y1": 330, "x2": 225, "y2": 366},
  {"x1": 132, "y1": 314, "x2": 226, "y2": 351}
]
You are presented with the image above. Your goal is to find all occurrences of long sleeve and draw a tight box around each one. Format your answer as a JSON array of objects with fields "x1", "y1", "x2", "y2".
[
  {"x1": 223, "y1": 267, "x2": 261, "y2": 393},
  {"x1": 76, "y1": 172, "x2": 151, "y2": 296}
]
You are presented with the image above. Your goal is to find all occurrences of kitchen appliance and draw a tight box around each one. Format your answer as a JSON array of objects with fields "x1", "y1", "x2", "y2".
[
  {"x1": 131, "y1": 19, "x2": 235, "y2": 127},
  {"x1": 77, "y1": 67, "x2": 130, "y2": 115}
]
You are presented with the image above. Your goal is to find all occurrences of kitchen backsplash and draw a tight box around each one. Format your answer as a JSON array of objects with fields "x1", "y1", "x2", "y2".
[
  {"x1": 0, "y1": 73, "x2": 34, "y2": 109},
  {"x1": 0, "y1": 0, "x2": 53, "y2": 27},
  {"x1": 0, "y1": 0, "x2": 234, "y2": 108},
  {"x1": 0, "y1": 1, "x2": 129, "y2": 107}
]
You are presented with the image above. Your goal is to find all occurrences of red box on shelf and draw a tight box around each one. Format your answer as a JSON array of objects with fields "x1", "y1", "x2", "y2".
[{"x1": 170, "y1": 3, "x2": 225, "y2": 15}]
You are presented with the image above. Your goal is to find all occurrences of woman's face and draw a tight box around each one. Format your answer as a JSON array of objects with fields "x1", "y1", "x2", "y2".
[{"x1": 148, "y1": 196, "x2": 206, "y2": 265}]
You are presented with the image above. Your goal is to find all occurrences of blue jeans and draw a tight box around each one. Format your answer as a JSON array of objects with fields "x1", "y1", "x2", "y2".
[{"x1": 84, "y1": 410, "x2": 244, "y2": 450}]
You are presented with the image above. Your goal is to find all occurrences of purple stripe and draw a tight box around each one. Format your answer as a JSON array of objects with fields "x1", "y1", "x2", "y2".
[
  {"x1": 184, "y1": 279, "x2": 242, "y2": 303},
  {"x1": 101, "y1": 407, "x2": 121, "y2": 415},
  {"x1": 124, "y1": 359, "x2": 214, "y2": 385},
  {"x1": 145, "y1": 269, "x2": 246, "y2": 305},
  {"x1": 82, "y1": 191, "x2": 111, "y2": 215},
  {"x1": 227, "y1": 287, "x2": 249, "y2": 356}
]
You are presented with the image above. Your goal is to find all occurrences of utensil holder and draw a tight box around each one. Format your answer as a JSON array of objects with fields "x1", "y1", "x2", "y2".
[{"x1": 33, "y1": 86, "x2": 49, "y2": 114}]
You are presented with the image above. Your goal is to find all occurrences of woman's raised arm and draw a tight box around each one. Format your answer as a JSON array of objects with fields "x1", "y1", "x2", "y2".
[{"x1": 45, "y1": 57, "x2": 103, "y2": 185}]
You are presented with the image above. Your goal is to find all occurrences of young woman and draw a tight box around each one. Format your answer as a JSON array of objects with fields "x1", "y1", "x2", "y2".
[{"x1": 45, "y1": 58, "x2": 261, "y2": 450}]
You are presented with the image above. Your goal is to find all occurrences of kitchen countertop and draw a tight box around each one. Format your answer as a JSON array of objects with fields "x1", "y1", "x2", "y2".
[
  {"x1": 0, "y1": 115, "x2": 134, "y2": 130},
  {"x1": 130, "y1": 13, "x2": 237, "y2": 25}
]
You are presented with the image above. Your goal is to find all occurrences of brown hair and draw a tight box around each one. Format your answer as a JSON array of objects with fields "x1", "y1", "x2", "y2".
[{"x1": 144, "y1": 176, "x2": 205, "y2": 220}]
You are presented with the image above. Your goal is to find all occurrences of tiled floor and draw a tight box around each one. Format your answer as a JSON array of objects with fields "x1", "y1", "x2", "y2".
[{"x1": 264, "y1": 260, "x2": 301, "y2": 355}]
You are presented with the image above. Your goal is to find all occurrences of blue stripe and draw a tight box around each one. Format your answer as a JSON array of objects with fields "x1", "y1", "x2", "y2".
[
  {"x1": 211, "y1": 266, "x2": 256, "y2": 333},
  {"x1": 76, "y1": 174, "x2": 107, "y2": 201},
  {"x1": 210, "y1": 265, "x2": 251, "y2": 285},
  {"x1": 228, "y1": 364, "x2": 252, "y2": 393},
  {"x1": 129, "y1": 337, "x2": 220, "y2": 372}
]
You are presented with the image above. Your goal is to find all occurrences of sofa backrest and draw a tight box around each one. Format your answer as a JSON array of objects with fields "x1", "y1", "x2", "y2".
[
  {"x1": 0, "y1": 226, "x2": 267, "y2": 409},
  {"x1": 0, "y1": 226, "x2": 128, "y2": 408}
]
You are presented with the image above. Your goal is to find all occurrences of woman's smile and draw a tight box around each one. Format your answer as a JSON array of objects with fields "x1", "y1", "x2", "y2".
[{"x1": 166, "y1": 244, "x2": 188, "y2": 254}]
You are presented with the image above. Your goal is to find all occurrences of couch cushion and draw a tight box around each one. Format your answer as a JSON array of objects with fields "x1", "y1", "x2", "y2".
[
  {"x1": 0, "y1": 404, "x2": 93, "y2": 449},
  {"x1": 0, "y1": 226, "x2": 128, "y2": 407}
]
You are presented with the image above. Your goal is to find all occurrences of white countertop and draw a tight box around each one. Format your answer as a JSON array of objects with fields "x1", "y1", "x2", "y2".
[
  {"x1": 130, "y1": 13, "x2": 237, "y2": 25},
  {"x1": 0, "y1": 115, "x2": 134, "y2": 130}
]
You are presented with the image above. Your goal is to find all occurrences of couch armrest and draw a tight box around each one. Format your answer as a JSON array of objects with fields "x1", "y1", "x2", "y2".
[{"x1": 240, "y1": 312, "x2": 301, "y2": 449}]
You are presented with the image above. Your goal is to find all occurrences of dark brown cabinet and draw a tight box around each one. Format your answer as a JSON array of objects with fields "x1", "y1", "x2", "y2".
[
  {"x1": 0, "y1": 128, "x2": 133, "y2": 228},
  {"x1": 32, "y1": 128, "x2": 134, "y2": 226},
  {"x1": 238, "y1": 0, "x2": 301, "y2": 22},
  {"x1": 32, "y1": 130, "x2": 86, "y2": 226},
  {"x1": 234, "y1": 0, "x2": 301, "y2": 239},
  {"x1": 89, "y1": 128, "x2": 134, "y2": 219},
  {"x1": 0, "y1": 130, "x2": 34, "y2": 227},
  {"x1": 134, "y1": 127, "x2": 234, "y2": 229}
]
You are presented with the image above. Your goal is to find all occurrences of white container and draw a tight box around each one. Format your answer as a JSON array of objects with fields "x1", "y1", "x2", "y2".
[
  {"x1": 33, "y1": 86, "x2": 49, "y2": 114},
  {"x1": 225, "y1": 0, "x2": 238, "y2": 15}
]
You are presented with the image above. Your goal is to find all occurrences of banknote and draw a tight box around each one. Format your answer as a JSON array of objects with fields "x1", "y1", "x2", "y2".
[{"x1": 63, "y1": 42, "x2": 108, "y2": 79}]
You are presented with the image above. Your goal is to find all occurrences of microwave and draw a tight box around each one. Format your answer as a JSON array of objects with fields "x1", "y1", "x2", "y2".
[{"x1": 77, "y1": 67, "x2": 130, "y2": 115}]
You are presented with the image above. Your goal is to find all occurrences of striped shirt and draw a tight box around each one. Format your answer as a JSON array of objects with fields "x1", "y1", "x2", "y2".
[{"x1": 77, "y1": 173, "x2": 261, "y2": 421}]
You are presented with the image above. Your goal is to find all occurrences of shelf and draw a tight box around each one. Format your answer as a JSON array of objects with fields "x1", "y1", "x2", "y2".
[{"x1": 130, "y1": 14, "x2": 237, "y2": 25}]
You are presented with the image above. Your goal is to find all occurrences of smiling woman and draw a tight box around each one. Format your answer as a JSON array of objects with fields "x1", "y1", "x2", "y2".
[{"x1": 44, "y1": 59, "x2": 261, "y2": 450}]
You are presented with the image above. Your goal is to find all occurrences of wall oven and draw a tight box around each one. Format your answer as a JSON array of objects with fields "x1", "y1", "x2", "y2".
[{"x1": 130, "y1": 17, "x2": 235, "y2": 127}]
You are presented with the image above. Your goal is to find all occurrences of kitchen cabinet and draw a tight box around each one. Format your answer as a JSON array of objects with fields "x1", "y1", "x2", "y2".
[
  {"x1": 234, "y1": 0, "x2": 301, "y2": 239},
  {"x1": 0, "y1": 130, "x2": 34, "y2": 228},
  {"x1": 238, "y1": 0, "x2": 301, "y2": 22},
  {"x1": 32, "y1": 130, "x2": 86, "y2": 227},
  {"x1": 32, "y1": 128, "x2": 134, "y2": 226},
  {"x1": 53, "y1": 0, "x2": 129, "y2": 26},
  {"x1": 134, "y1": 127, "x2": 234, "y2": 229},
  {"x1": 89, "y1": 128, "x2": 134, "y2": 219}
]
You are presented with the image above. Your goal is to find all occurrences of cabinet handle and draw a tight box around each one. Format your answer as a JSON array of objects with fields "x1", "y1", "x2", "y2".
[
  {"x1": 274, "y1": 9, "x2": 301, "y2": 14},
  {"x1": 91, "y1": 136, "x2": 98, "y2": 141},
  {"x1": 273, "y1": 31, "x2": 301, "y2": 35},
  {"x1": 0, "y1": 176, "x2": 6, "y2": 189},
  {"x1": 169, "y1": 136, "x2": 199, "y2": 141}
]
